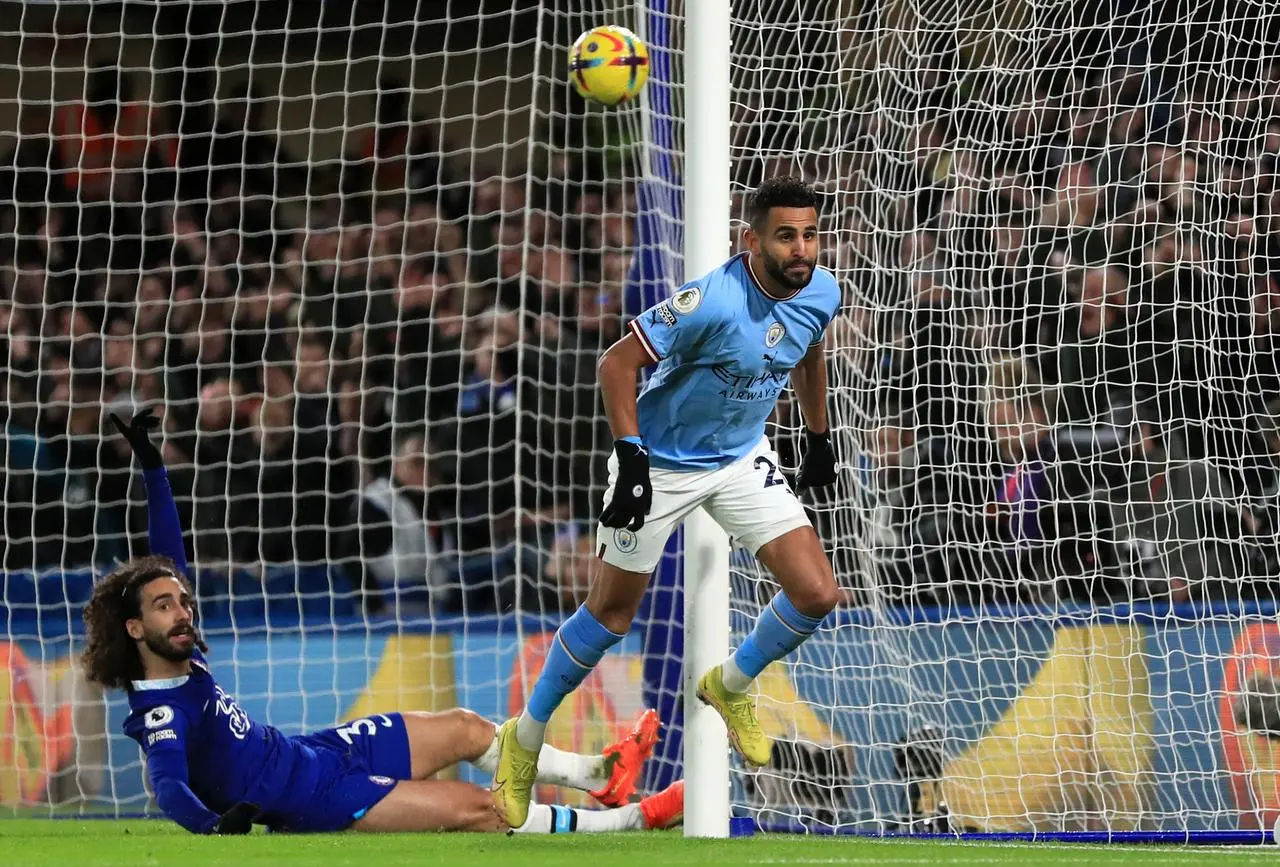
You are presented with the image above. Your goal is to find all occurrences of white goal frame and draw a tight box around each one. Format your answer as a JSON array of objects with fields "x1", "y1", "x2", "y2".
[{"x1": 672, "y1": 0, "x2": 733, "y2": 840}]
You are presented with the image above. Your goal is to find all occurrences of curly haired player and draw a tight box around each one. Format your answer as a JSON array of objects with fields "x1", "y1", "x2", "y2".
[{"x1": 82, "y1": 409, "x2": 682, "y2": 835}]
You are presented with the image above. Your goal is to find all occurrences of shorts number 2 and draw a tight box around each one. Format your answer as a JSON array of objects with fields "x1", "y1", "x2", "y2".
[{"x1": 754, "y1": 455, "x2": 786, "y2": 488}]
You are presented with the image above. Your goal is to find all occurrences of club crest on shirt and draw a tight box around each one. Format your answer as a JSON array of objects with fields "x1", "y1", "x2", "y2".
[
  {"x1": 145, "y1": 705, "x2": 175, "y2": 729},
  {"x1": 214, "y1": 685, "x2": 252, "y2": 740},
  {"x1": 765, "y1": 322, "x2": 785, "y2": 348},
  {"x1": 614, "y1": 528, "x2": 638, "y2": 553},
  {"x1": 671, "y1": 286, "x2": 702, "y2": 315}
]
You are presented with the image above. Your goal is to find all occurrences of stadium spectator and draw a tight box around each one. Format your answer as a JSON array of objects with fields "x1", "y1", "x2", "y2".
[
  {"x1": 541, "y1": 522, "x2": 596, "y2": 608},
  {"x1": 353, "y1": 429, "x2": 452, "y2": 612},
  {"x1": 348, "y1": 76, "x2": 443, "y2": 200},
  {"x1": 208, "y1": 81, "x2": 302, "y2": 206},
  {"x1": 243, "y1": 382, "x2": 354, "y2": 568},
  {"x1": 34, "y1": 363, "x2": 131, "y2": 567},
  {"x1": 179, "y1": 376, "x2": 255, "y2": 569},
  {"x1": 1106, "y1": 392, "x2": 1263, "y2": 602},
  {"x1": 52, "y1": 65, "x2": 175, "y2": 205},
  {"x1": 391, "y1": 256, "x2": 466, "y2": 430},
  {"x1": 1039, "y1": 264, "x2": 1134, "y2": 424}
]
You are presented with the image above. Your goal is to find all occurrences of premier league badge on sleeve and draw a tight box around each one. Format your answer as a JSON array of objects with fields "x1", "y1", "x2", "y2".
[
  {"x1": 145, "y1": 705, "x2": 175, "y2": 729},
  {"x1": 672, "y1": 286, "x2": 702, "y2": 315}
]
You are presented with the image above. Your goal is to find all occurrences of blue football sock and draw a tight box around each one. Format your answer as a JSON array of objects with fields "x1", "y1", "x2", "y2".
[
  {"x1": 731, "y1": 591, "x2": 825, "y2": 681},
  {"x1": 527, "y1": 604, "x2": 625, "y2": 724}
]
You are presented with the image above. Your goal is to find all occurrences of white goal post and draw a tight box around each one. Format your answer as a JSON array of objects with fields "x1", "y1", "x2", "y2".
[{"x1": 675, "y1": 0, "x2": 733, "y2": 840}]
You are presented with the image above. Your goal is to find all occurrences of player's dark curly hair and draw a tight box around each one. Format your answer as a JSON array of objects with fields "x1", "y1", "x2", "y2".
[
  {"x1": 748, "y1": 175, "x2": 820, "y2": 228},
  {"x1": 81, "y1": 555, "x2": 206, "y2": 691}
]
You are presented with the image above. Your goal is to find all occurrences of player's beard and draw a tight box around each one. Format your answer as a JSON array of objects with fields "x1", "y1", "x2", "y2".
[
  {"x1": 143, "y1": 624, "x2": 199, "y2": 663},
  {"x1": 761, "y1": 249, "x2": 816, "y2": 292}
]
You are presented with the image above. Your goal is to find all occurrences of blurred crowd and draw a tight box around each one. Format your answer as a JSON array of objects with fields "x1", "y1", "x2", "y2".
[
  {"x1": 6, "y1": 46, "x2": 1280, "y2": 620},
  {"x1": 0, "y1": 66, "x2": 629, "y2": 615},
  {"x1": 826, "y1": 57, "x2": 1280, "y2": 608}
]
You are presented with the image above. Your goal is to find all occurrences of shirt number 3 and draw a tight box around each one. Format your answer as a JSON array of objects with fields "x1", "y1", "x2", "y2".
[{"x1": 336, "y1": 714, "x2": 395, "y2": 744}]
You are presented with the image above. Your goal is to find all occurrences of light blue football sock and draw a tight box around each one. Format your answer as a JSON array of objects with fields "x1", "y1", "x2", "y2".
[
  {"x1": 730, "y1": 591, "x2": 825, "y2": 683},
  {"x1": 524, "y1": 604, "x2": 624, "y2": 735}
]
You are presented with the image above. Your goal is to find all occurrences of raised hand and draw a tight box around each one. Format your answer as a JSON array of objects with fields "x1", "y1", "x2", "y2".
[{"x1": 108, "y1": 408, "x2": 164, "y2": 470}]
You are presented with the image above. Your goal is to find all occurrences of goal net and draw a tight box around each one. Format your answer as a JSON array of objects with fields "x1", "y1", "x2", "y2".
[
  {"x1": 725, "y1": 0, "x2": 1280, "y2": 836},
  {"x1": 0, "y1": 0, "x2": 1278, "y2": 839}
]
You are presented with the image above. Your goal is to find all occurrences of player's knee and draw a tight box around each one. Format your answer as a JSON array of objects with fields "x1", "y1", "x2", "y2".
[
  {"x1": 584, "y1": 561, "x2": 650, "y2": 634},
  {"x1": 447, "y1": 707, "x2": 496, "y2": 755},
  {"x1": 813, "y1": 582, "x2": 841, "y2": 616},
  {"x1": 585, "y1": 597, "x2": 639, "y2": 635},
  {"x1": 592, "y1": 607, "x2": 635, "y2": 635},
  {"x1": 793, "y1": 580, "x2": 840, "y2": 618}
]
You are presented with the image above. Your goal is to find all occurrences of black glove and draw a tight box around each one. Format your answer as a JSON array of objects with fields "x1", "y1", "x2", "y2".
[
  {"x1": 212, "y1": 801, "x2": 260, "y2": 835},
  {"x1": 795, "y1": 428, "x2": 838, "y2": 492},
  {"x1": 109, "y1": 408, "x2": 164, "y2": 470},
  {"x1": 600, "y1": 439, "x2": 653, "y2": 531}
]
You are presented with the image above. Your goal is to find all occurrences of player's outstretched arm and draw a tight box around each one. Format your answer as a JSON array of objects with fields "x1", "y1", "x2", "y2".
[
  {"x1": 149, "y1": 754, "x2": 225, "y2": 834},
  {"x1": 597, "y1": 334, "x2": 655, "y2": 530},
  {"x1": 109, "y1": 408, "x2": 190, "y2": 576},
  {"x1": 134, "y1": 709, "x2": 222, "y2": 833},
  {"x1": 134, "y1": 706, "x2": 260, "y2": 834},
  {"x1": 792, "y1": 337, "x2": 838, "y2": 491},
  {"x1": 149, "y1": 750, "x2": 260, "y2": 834}
]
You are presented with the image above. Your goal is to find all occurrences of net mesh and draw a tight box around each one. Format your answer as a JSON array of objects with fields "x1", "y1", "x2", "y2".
[
  {"x1": 0, "y1": 0, "x2": 1278, "y2": 836},
  {"x1": 725, "y1": 0, "x2": 1280, "y2": 834}
]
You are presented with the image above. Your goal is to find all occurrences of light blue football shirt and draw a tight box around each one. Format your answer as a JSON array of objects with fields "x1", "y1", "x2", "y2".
[{"x1": 627, "y1": 252, "x2": 841, "y2": 471}]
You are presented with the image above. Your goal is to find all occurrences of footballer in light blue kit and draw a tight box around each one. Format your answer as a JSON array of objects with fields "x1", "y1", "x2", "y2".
[
  {"x1": 80, "y1": 411, "x2": 684, "y2": 835},
  {"x1": 494, "y1": 176, "x2": 843, "y2": 827}
]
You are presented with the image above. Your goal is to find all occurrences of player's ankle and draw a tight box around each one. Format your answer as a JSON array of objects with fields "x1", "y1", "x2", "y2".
[
  {"x1": 515, "y1": 711, "x2": 547, "y2": 752},
  {"x1": 719, "y1": 657, "x2": 754, "y2": 693}
]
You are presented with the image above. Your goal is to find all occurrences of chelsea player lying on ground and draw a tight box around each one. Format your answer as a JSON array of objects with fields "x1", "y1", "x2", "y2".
[
  {"x1": 81, "y1": 409, "x2": 683, "y2": 835},
  {"x1": 494, "y1": 175, "x2": 844, "y2": 826}
]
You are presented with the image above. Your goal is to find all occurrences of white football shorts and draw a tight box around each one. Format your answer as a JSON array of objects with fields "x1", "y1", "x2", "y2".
[{"x1": 597, "y1": 436, "x2": 812, "y2": 574}]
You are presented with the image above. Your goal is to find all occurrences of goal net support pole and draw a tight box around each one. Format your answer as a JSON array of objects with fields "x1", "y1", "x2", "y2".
[{"x1": 679, "y1": 0, "x2": 733, "y2": 840}]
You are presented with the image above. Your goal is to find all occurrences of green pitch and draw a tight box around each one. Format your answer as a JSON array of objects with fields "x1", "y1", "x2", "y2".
[{"x1": 1, "y1": 820, "x2": 1277, "y2": 866}]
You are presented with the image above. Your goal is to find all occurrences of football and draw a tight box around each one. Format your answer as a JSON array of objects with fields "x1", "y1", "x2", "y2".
[{"x1": 569, "y1": 25, "x2": 650, "y2": 106}]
